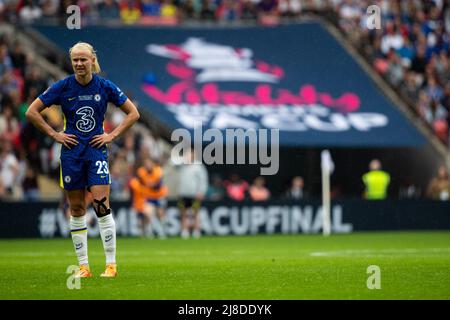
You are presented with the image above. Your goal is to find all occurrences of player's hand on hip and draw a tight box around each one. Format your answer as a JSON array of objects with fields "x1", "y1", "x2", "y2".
[
  {"x1": 90, "y1": 133, "x2": 113, "y2": 148},
  {"x1": 53, "y1": 132, "x2": 78, "y2": 149}
]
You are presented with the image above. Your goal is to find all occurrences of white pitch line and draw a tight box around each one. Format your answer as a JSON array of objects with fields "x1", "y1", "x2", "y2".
[
  {"x1": 0, "y1": 250, "x2": 213, "y2": 257},
  {"x1": 309, "y1": 248, "x2": 450, "y2": 257}
]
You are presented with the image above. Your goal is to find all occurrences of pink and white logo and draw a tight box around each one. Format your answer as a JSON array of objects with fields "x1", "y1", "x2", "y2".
[
  {"x1": 142, "y1": 38, "x2": 388, "y2": 132},
  {"x1": 147, "y1": 38, "x2": 282, "y2": 83}
]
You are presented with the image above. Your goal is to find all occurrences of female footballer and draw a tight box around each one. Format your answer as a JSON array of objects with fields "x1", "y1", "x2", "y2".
[{"x1": 26, "y1": 42, "x2": 140, "y2": 278}]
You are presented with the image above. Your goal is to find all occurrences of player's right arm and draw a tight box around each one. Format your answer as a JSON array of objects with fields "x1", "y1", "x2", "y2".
[{"x1": 25, "y1": 98, "x2": 78, "y2": 149}]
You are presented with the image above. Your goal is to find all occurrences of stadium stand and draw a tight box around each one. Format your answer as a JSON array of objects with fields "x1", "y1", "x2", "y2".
[
  {"x1": 0, "y1": 23, "x2": 172, "y2": 200},
  {"x1": 332, "y1": 0, "x2": 450, "y2": 146}
]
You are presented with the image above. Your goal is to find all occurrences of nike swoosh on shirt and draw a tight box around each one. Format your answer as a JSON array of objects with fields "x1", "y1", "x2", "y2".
[{"x1": 68, "y1": 97, "x2": 77, "y2": 101}]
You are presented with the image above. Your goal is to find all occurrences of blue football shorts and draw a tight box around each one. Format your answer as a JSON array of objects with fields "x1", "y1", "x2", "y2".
[
  {"x1": 147, "y1": 198, "x2": 167, "y2": 208},
  {"x1": 60, "y1": 151, "x2": 111, "y2": 190}
]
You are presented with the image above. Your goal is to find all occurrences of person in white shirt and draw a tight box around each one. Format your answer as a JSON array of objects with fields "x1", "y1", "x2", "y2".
[
  {"x1": 176, "y1": 148, "x2": 208, "y2": 239},
  {"x1": 0, "y1": 139, "x2": 19, "y2": 199}
]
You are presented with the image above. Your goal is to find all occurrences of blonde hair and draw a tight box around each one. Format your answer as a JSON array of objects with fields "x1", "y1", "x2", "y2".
[{"x1": 69, "y1": 42, "x2": 101, "y2": 74}]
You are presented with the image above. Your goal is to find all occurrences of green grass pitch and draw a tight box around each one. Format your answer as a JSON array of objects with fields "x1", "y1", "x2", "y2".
[{"x1": 0, "y1": 232, "x2": 449, "y2": 299}]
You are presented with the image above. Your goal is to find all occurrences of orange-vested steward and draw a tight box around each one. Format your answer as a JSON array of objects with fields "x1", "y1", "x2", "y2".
[
  {"x1": 137, "y1": 166, "x2": 164, "y2": 189},
  {"x1": 129, "y1": 176, "x2": 168, "y2": 212},
  {"x1": 136, "y1": 166, "x2": 168, "y2": 198}
]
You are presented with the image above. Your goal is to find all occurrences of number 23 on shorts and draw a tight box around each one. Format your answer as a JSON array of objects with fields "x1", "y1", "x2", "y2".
[{"x1": 95, "y1": 160, "x2": 110, "y2": 181}]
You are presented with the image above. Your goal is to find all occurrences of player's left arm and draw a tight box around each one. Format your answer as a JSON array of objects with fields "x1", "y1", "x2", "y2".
[{"x1": 90, "y1": 98, "x2": 140, "y2": 148}]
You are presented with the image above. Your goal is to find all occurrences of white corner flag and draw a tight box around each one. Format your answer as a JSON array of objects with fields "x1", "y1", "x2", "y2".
[{"x1": 321, "y1": 150, "x2": 334, "y2": 236}]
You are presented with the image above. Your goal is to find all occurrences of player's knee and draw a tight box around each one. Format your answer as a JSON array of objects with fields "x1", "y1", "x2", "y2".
[
  {"x1": 180, "y1": 210, "x2": 188, "y2": 218},
  {"x1": 70, "y1": 204, "x2": 86, "y2": 217},
  {"x1": 93, "y1": 196, "x2": 111, "y2": 217}
]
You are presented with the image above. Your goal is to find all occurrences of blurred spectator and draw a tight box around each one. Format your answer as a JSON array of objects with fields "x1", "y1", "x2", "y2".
[
  {"x1": 140, "y1": 130, "x2": 164, "y2": 161},
  {"x1": 401, "y1": 71, "x2": 420, "y2": 102},
  {"x1": 40, "y1": 0, "x2": 59, "y2": 18},
  {"x1": 18, "y1": 0, "x2": 43, "y2": 23},
  {"x1": 200, "y1": 0, "x2": 216, "y2": 20},
  {"x1": 18, "y1": 87, "x2": 38, "y2": 123},
  {"x1": 110, "y1": 105, "x2": 126, "y2": 128},
  {"x1": 224, "y1": 173, "x2": 248, "y2": 201},
  {"x1": 9, "y1": 41, "x2": 27, "y2": 77},
  {"x1": 257, "y1": 0, "x2": 277, "y2": 15},
  {"x1": 434, "y1": 50, "x2": 450, "y2": 81},
  {"x1": 398, "y1": 177, "x2": 421, "y2": 199},
  {"x1": 36, "y1": 113, "x2": 57, "y2": 175},
  {"x1": 428, "y1": 98, "x2": 448, "y2": 126},
  {"x1": 129, "y1": 169, "x2": 155, "y2": 237},
  {"x1": 257, "y1": 0, "x2": 278, "y2": 25},
  {"x1": 112, "y1": 149, "x2": 132, "y2": 185},
  {"x1": 240, "y1": 0, "x2": 257, "y2": 20},
  {"x1": 0, "y1": 69, "x2": 20, "y2": 97},
  {"x1": 362, "y1": 159, "x2": 390, "y2": 200},
  {"x1": 337, "y1": 0, "x2": 360, "y2": 36},
  {"x1": 110, "y1": 159, "x2": 130, "y2": 200},
  {"x1": 138, "y1": 157, "x2": 168, "y2": 237},
  {"x1": 0, "y1": 104, "x2": 21, "y2": 148},
  {"x1": 0, "y1": 139, "x2": 20, "y2": 199},
  {"x1": 422, "y1": 97, "x2": 449, "y2": 144},
  {"x1": 396, "y1": 35, "x2": 414, "y2": 68},
  {"x1": 24, "y1": 66, "x2": 48, "y2": 99},
  {"x1": 285, "y1": 176, "x2": 305, "y2": 200},
  {"x1": 177, "y1": 148, "x2": 208, "y2": 239},
  {"x1": 410, "y1": 45, "x2": 428, "y2": 75},
  {"x1": 130, "y1": 157, "x2": 168, "y2": 237},
  {"x1": 48, "y1": 134, "x2": 61, "y2": 177},
  {"x1": 249, "y1": 176, "x2": 270, "y2": 201},
  {"x1": 179, "y1": 0, "x2": 198, "y2": 19},
  {"x1": 123, "y1": 131, "x2": 137, "y2": 165},
  {"x1": 120, "y1": 0, "x2": 141, "y2": 24},
  {"x1": 161, "y1": 0, "x2": 178, "y2": 18},
  {"x1": 424, "y1": 75, "x2": 444, "y2": 103},
  {"x1": 216, "y1": 0, "x2": 240, "y2": 22},
  {"x1": 426, "y1": 165, "x2": 450, "y2": 200},
  {"x1": 386, "y1": 50, "x2": 404, "y2": 87},
  {"x1": 0, "y1": 44, "x2": 12, "y2": 76},
  {"x1": 21, "y1": 161, "x2": 40, "y2": 201},
  {"x1": 141, "y1": 0, "x2": 161, "y2": 17},
  {"x1": 381, "y1": 22, "x2": 404, "y2": 56},
  {"x1": 206, "y1": 174, "x2": 225, "y2": 201},
  {"x1": 278, "y1": 0, "x2": 301, "y2": 18},
  {"x1": 98, "y1": 0, "x2": 121, "y2": 19}
]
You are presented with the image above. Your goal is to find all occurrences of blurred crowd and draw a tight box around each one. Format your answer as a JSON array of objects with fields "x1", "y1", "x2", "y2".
[
  {"x1": 204, "y1": 174, "x2": 307, "y2": 202},
  {"x1": 334, "y1": 0, "x2": 450, "y2": 145},
  {"x1": 0, "y1": 34, "x2": 55, "y2": 200},
  {"x1": 0, "y1": 32, "x2": 169, "y2": 201},
  {"x1": 0, "y1": 0, "x2": 306, "y2": 25}
]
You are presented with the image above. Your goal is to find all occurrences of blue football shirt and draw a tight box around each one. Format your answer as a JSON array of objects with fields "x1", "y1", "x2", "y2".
[{"x1": 39, "y1": 74, "x2": 128, "y2": 159}]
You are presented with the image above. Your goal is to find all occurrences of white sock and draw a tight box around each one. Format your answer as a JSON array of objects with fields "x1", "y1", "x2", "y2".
[
  {"x1": 145, "y1": 223, "x2": 154, "y2": 238},
  {"x1": 70, "y1": 216, "x2": 88, "y2": 266},
  {"x1": 181, "y1": 229, "x2": 189, "y2": 239},
  {"x1": 97, "y1": 213, "x2": 116, "y2": 265},
  {"x1": 193, "y1": 230, "x2": 201, "y2": 238}
]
